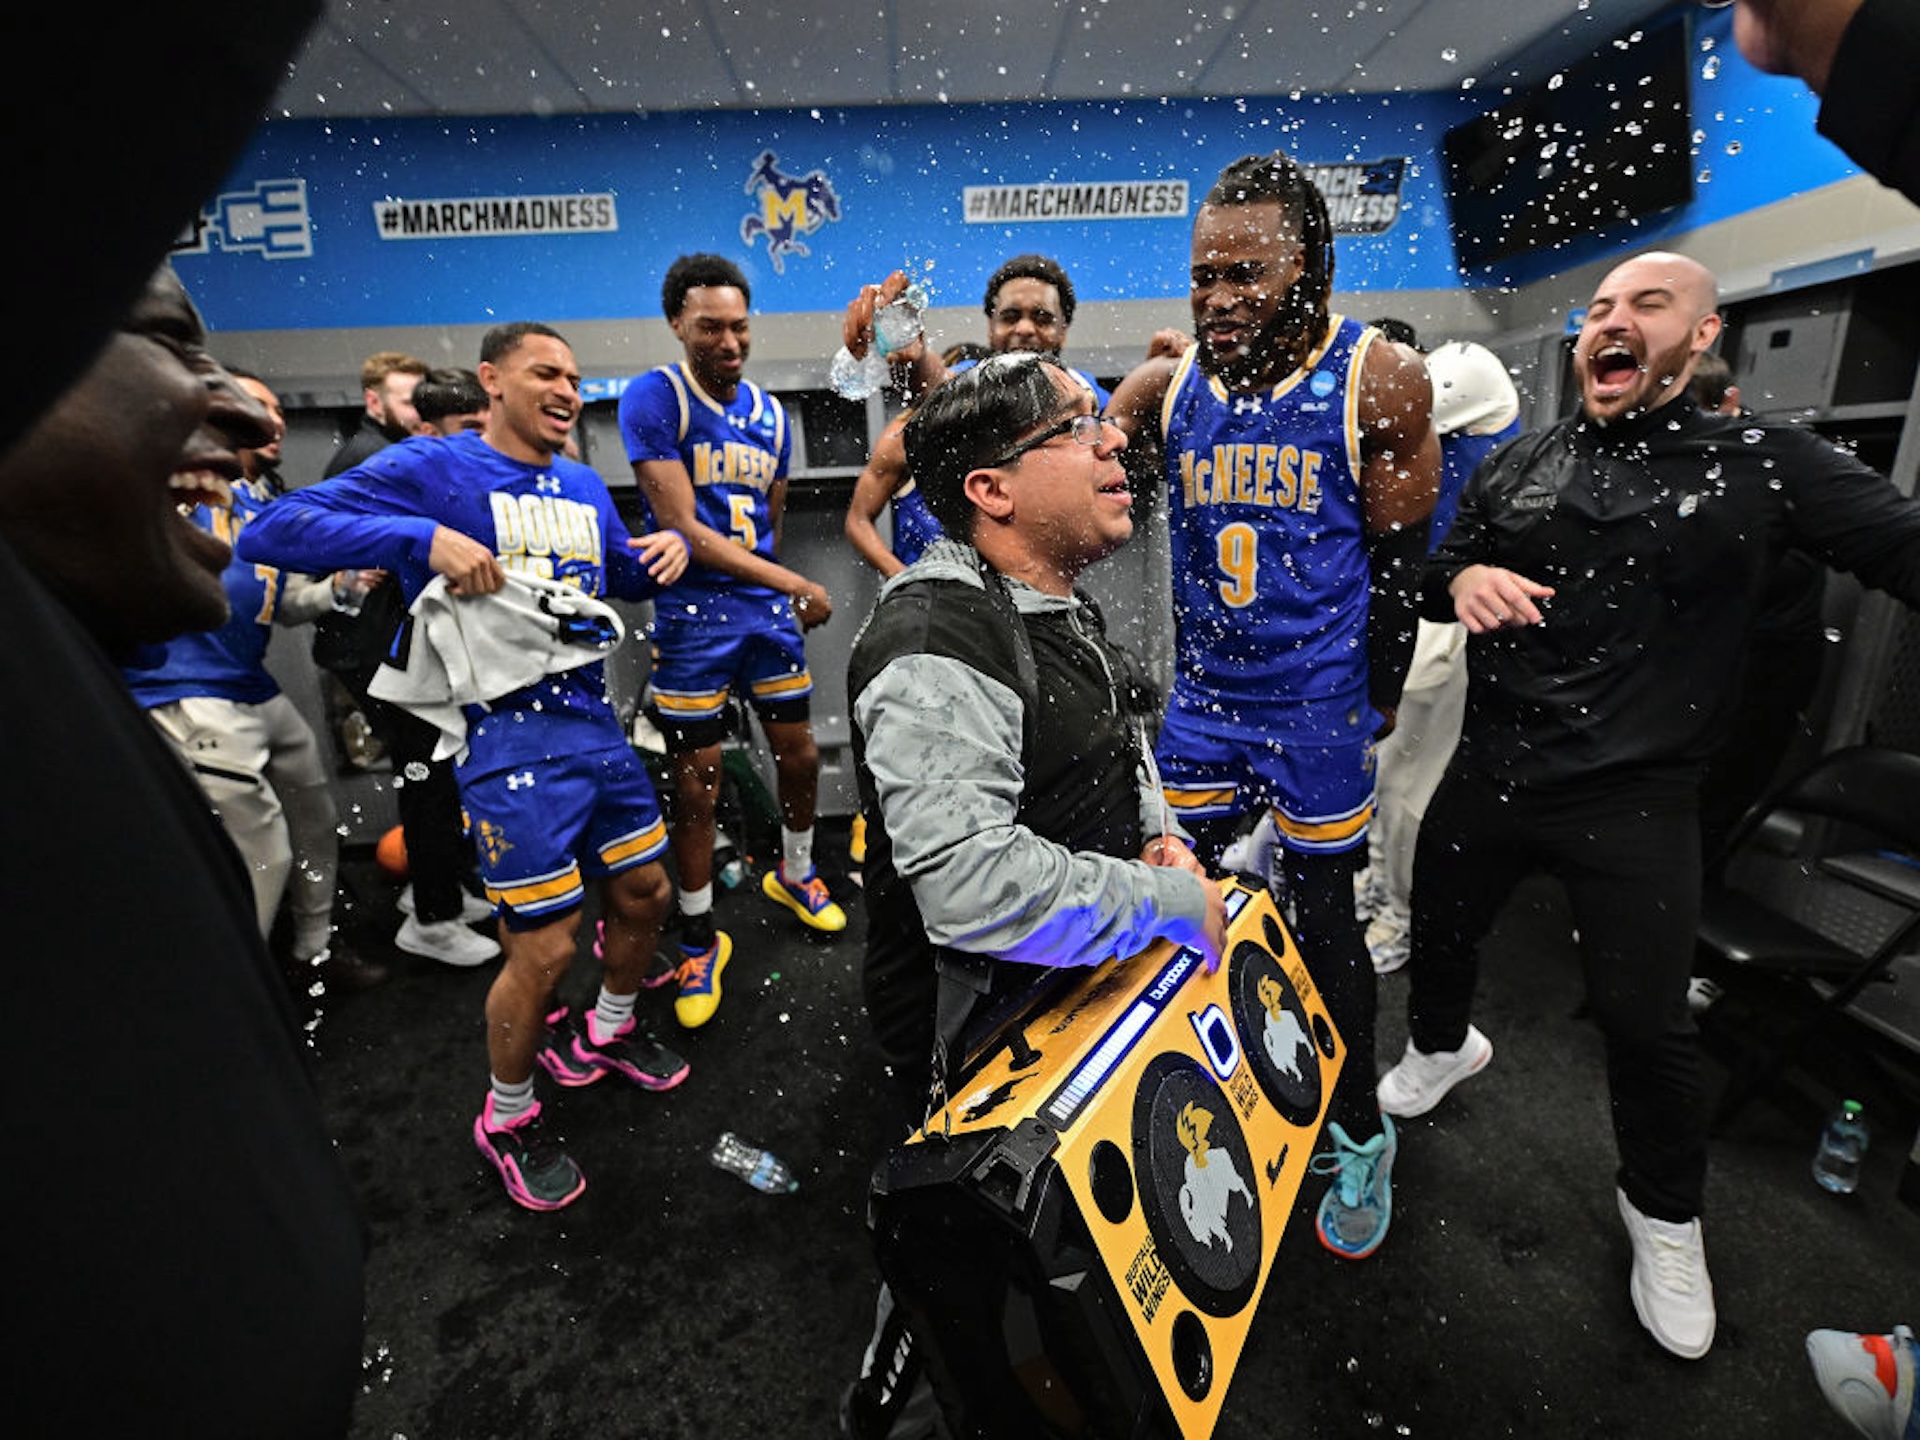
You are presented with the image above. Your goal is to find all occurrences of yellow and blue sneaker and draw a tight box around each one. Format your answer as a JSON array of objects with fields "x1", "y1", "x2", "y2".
[{"x1": 762, "y1": 862, "x2": 848, "y2": 933}]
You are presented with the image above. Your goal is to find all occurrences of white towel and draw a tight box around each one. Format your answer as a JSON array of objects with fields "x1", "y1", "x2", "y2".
[{"x1": 369, "y1": 572, "x2": 625, "y2": 762}]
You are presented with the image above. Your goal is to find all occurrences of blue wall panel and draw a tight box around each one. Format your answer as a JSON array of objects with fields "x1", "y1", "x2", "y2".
[{"x1": 173, "y1": 9, "x2": 1863, "y2": 331}]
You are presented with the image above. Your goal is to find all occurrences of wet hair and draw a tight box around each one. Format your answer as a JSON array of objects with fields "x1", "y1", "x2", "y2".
[
  {"x1": 1204, "y1": 151, "x2": 1335, "y2": 355},
  {"x1": 1688, "y1": 350, "x2": 1736, "y2": 412},
  {"x1": 662, "y1": 253, "x2": 750, "y2": 319},
  {"x1": 479, "y1": 322, "x2": 567, "y2": 366},
  {"x1": 359, "y1": 350, "x2": 428, "y2": 391},
  {"x1": 942, "y1": 341, "x2": 993, "y2": 367},
  {"x1": 904, "y1": 352, "x2": 1068, "y2": 540},
  {"x1": 983, "y1": 254, "x2": 1076, "y2": 327},
  {"x1": 1369, "y1": 317, "x2": 1421, "y2": 350},
  {"x1": 412, "y1": 366, "x2": 489, "y2": 424}
]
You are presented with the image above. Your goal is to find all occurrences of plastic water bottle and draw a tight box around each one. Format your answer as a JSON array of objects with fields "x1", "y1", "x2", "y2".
[
  {"x1": 710, "y1": 1132, "x2": 798, "y2": 1194},
  {"x1": 827, "y1": 345, "x2": 889, "y2": 401},
  {"x1": 1812, "y1": 1099, "x2": 1870, "y2": 1194},
  {"x1": 827, "y1": 283, "x2": 928, "y2": 400},
  {"x1": 713, "y1": 830, "x2": 747, "y2": 890},
  {"x1": 332, "y1": 569, "x2": 371, "y2": 616}
]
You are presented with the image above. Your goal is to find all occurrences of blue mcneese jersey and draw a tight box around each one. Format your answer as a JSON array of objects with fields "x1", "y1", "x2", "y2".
[
  {"x1": 1432, "y1": 419, "x2": 1521, "y2": 552},
  {"x1": 889, "y1": 479, "x2": 943, "y2": 566},
  {"x1": 1161, "y1": 315, "x2": 1373, "y2": 736},
  {"x1": 126, "y1": 481, "x2": 292, "y2": 708},
  {"x1": 235, "y1": 431, "x2": 665, "y2": 772},
  {"x1": 618, "y1": 363, "x2": 792, "y2": 628}
]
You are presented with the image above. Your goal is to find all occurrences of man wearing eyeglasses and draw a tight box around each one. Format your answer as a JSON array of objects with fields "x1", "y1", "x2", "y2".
[
  {"x1": 1105, "y1": 150, "x2": 1440, "y2": 1265},
  {"x1": 842, "y1": 351, "x2": 1226, "y2": 1439}
]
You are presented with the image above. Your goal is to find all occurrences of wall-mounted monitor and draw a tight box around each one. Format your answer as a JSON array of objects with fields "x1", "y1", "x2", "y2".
[{"x1": 1443, "y1": 15, "x2": 1694, "y2": 272}]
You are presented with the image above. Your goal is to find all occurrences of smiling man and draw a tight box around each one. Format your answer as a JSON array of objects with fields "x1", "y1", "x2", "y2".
[
  {"x1": 2, "y1": 261, "x2": 366, "y2": 1434},
  {"x1": 841, "y1": 352, "x2": 1224, "y2": 1438},
  {"x1": 620, "y1": 253, "x2": 848, "y2": 1035},
  {"x1": 238, "y1": 321, "x2": 694, "y2": 1213},
  {"x1": 1375, "y1": 248, "x2": 1920, "y2": 1360},
  {"x1": 1104, "y1": 149, "x2": 1439, "y2": 1265}
]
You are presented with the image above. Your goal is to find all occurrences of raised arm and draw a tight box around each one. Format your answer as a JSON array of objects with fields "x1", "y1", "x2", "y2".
[
  {"x1": 844, "y1": 412, "x2": 913, "y2": 577},
  {"x1": 1103, "y1": 354, "x2": 1179, "y2": 510}
]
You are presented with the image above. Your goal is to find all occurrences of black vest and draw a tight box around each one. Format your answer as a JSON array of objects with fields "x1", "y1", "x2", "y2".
[{"x1": 848, "y1": 565, "x2": 1147, "y2": 1070}]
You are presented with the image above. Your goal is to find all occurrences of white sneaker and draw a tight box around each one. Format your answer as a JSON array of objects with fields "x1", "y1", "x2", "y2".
[
  {"x1": 396, "y1": 914, "x2": 501, "y2": 968},
  {"x1": 1806, "y1": 1324, "x2": 1917, "y2": 1440},
  {"x1": 1221, "y1": 814, "x2": 1279, "y2": 881},
  {"x1": 398, "y1": 884, "x2": 495, "y2": 925},
  {"x1": 1617, "y1": 1188, "x2": 1716, "y2": 1359},
  {"x1": 1377, "y1": 1025, "x2": 1493, "y2": 1117},
  {"x1": 1353, "y1": 865, "x2": 1386, "y2": 924},
  {"x1": 1367, "y1": 910, "x2": 1410, "y2": 975}
]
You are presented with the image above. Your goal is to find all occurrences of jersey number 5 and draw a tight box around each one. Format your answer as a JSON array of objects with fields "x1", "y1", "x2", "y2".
[{"x1": 728, "y1": 493, "x2": 759, "y2": 551}]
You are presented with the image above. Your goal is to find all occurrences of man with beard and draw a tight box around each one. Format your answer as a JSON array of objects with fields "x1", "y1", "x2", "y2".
[
  {"x1": 1374, "y1": 250, "x2": 1920, "y2": 1360},
  {"x1": 1104, "y1": 149, "x2": 1440, "y2": 1264}
]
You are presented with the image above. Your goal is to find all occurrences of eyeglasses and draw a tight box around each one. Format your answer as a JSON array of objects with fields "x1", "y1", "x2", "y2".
[{"x1": 987, "y1": 412, "x2": 1108, "y2": 469}]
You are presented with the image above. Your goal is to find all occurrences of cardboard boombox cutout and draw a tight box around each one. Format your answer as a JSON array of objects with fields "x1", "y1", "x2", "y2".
[{"x1": 869, "y1": 879, "x2": 1344, "y2": 1438}]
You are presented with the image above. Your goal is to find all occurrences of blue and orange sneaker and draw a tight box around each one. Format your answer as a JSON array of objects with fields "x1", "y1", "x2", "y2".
[
  {"x1": 1309, "y1": 1114, "x2": 1397, "y2": 1260},
  {"x1": 472, "y1": 1095, "x2": 586, "y2": 1212},
  {"x1": 761, "y1": 862, "x2": 848, "y2": 933},
  {"x1": 674, "y1": 931, "x2": 732, "y2": 1029}
]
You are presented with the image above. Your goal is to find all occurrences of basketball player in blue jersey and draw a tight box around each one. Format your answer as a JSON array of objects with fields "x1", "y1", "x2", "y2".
[
  {"x1": 127, "y1": 370, "x2": 391, "y2": 992},
  {"x1": 238, "y1": 322, "x2": 694, "y2": 1214},
  {"x1": 620, "y1": 252, "x2": 849, "y2": 1035},
  {"x1": 1106, "y1": 150, "x2": 1440, "y2": 1263}
]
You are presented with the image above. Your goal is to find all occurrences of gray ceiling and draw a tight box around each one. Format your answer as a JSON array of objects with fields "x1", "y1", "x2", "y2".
[{"x1": 272, "y1": 0, "x2": 1690, "y2": 120}]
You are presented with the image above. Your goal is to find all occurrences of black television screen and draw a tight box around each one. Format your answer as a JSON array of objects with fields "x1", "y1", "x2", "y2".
[{"x1": 1444, "y1": 15, "x2": 1694, "y2": 271}]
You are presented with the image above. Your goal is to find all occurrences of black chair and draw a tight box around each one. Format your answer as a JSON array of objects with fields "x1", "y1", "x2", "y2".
[{"x1": 1697, "y1": 744, "x2": 1920, "y2": 1126}]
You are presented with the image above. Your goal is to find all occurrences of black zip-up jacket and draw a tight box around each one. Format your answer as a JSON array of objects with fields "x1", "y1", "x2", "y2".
[{"x1": 1424, "y1": 397, "x2": 1920, "y2": 786}]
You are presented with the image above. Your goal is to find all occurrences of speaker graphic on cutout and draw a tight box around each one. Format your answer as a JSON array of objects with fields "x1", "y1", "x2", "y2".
[{"x1": 870, "y1": 880, "x2": 1344, "y2": 1439}]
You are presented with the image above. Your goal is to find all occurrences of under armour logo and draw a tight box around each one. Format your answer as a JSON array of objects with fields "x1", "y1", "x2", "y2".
[
  {"x1": 505, "y1": 771, "x2": 536, "y2": 790},
  {"x1": 535, "y1": 475, "x2": 563, "y2": 495},
  {"x1": 1232, "y1": 394, "x2": 1263, "y2": 415}
]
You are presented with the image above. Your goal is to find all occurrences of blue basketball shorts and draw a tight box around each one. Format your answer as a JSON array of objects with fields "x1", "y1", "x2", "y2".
[
  {"x1": 645, "y1": 615, "x2": 812, "y2": 752},
  {"x1": 459, "y1": 742, "x2": 668, "y2": 930},
  {"x1": 1154, "y1": 698, "x2": 1376, "y2": 855}
]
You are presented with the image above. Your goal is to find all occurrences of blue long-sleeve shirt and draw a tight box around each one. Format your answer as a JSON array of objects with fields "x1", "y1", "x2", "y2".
[{"x1": 237, "y1": 432, "x2": 670, "y2": 773}]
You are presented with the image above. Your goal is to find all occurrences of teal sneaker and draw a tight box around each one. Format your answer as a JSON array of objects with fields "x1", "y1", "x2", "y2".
[{"x1": 1309, "y1": 1114, "x2": 1397, "y2": 1260}]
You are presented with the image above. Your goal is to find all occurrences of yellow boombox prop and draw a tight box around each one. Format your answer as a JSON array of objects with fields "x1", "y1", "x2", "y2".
[{"x1": 868, "y1": 878, "x2": 1344, "y2": 1439}]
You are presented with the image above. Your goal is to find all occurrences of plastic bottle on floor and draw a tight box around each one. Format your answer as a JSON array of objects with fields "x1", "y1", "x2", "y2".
[
  {"x1": 1813, "y1": 1099, "x2": 1870, "y2": 1194},
  {"x1": 711, "y1": 1132, "x2": 799, "y2": 1194}
]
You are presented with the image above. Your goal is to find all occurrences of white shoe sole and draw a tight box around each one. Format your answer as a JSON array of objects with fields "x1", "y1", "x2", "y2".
[
  {"x1": 395, "y1": 920, "x2": 500, "y2": 968},
  {"x1": 1377, "y1": 1026, "x2": 1493, "y2": 1117}
]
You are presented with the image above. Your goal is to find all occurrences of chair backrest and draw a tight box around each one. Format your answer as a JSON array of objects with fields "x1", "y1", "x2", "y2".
[{"x1": 1771, "y1": 745, "x2": 1920, "y2": 854}]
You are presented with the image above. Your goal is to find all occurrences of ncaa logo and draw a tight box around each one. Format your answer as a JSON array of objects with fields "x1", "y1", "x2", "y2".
[{"x1": 1309, "y1": 370, "x2": 1337, "y2": 399}]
